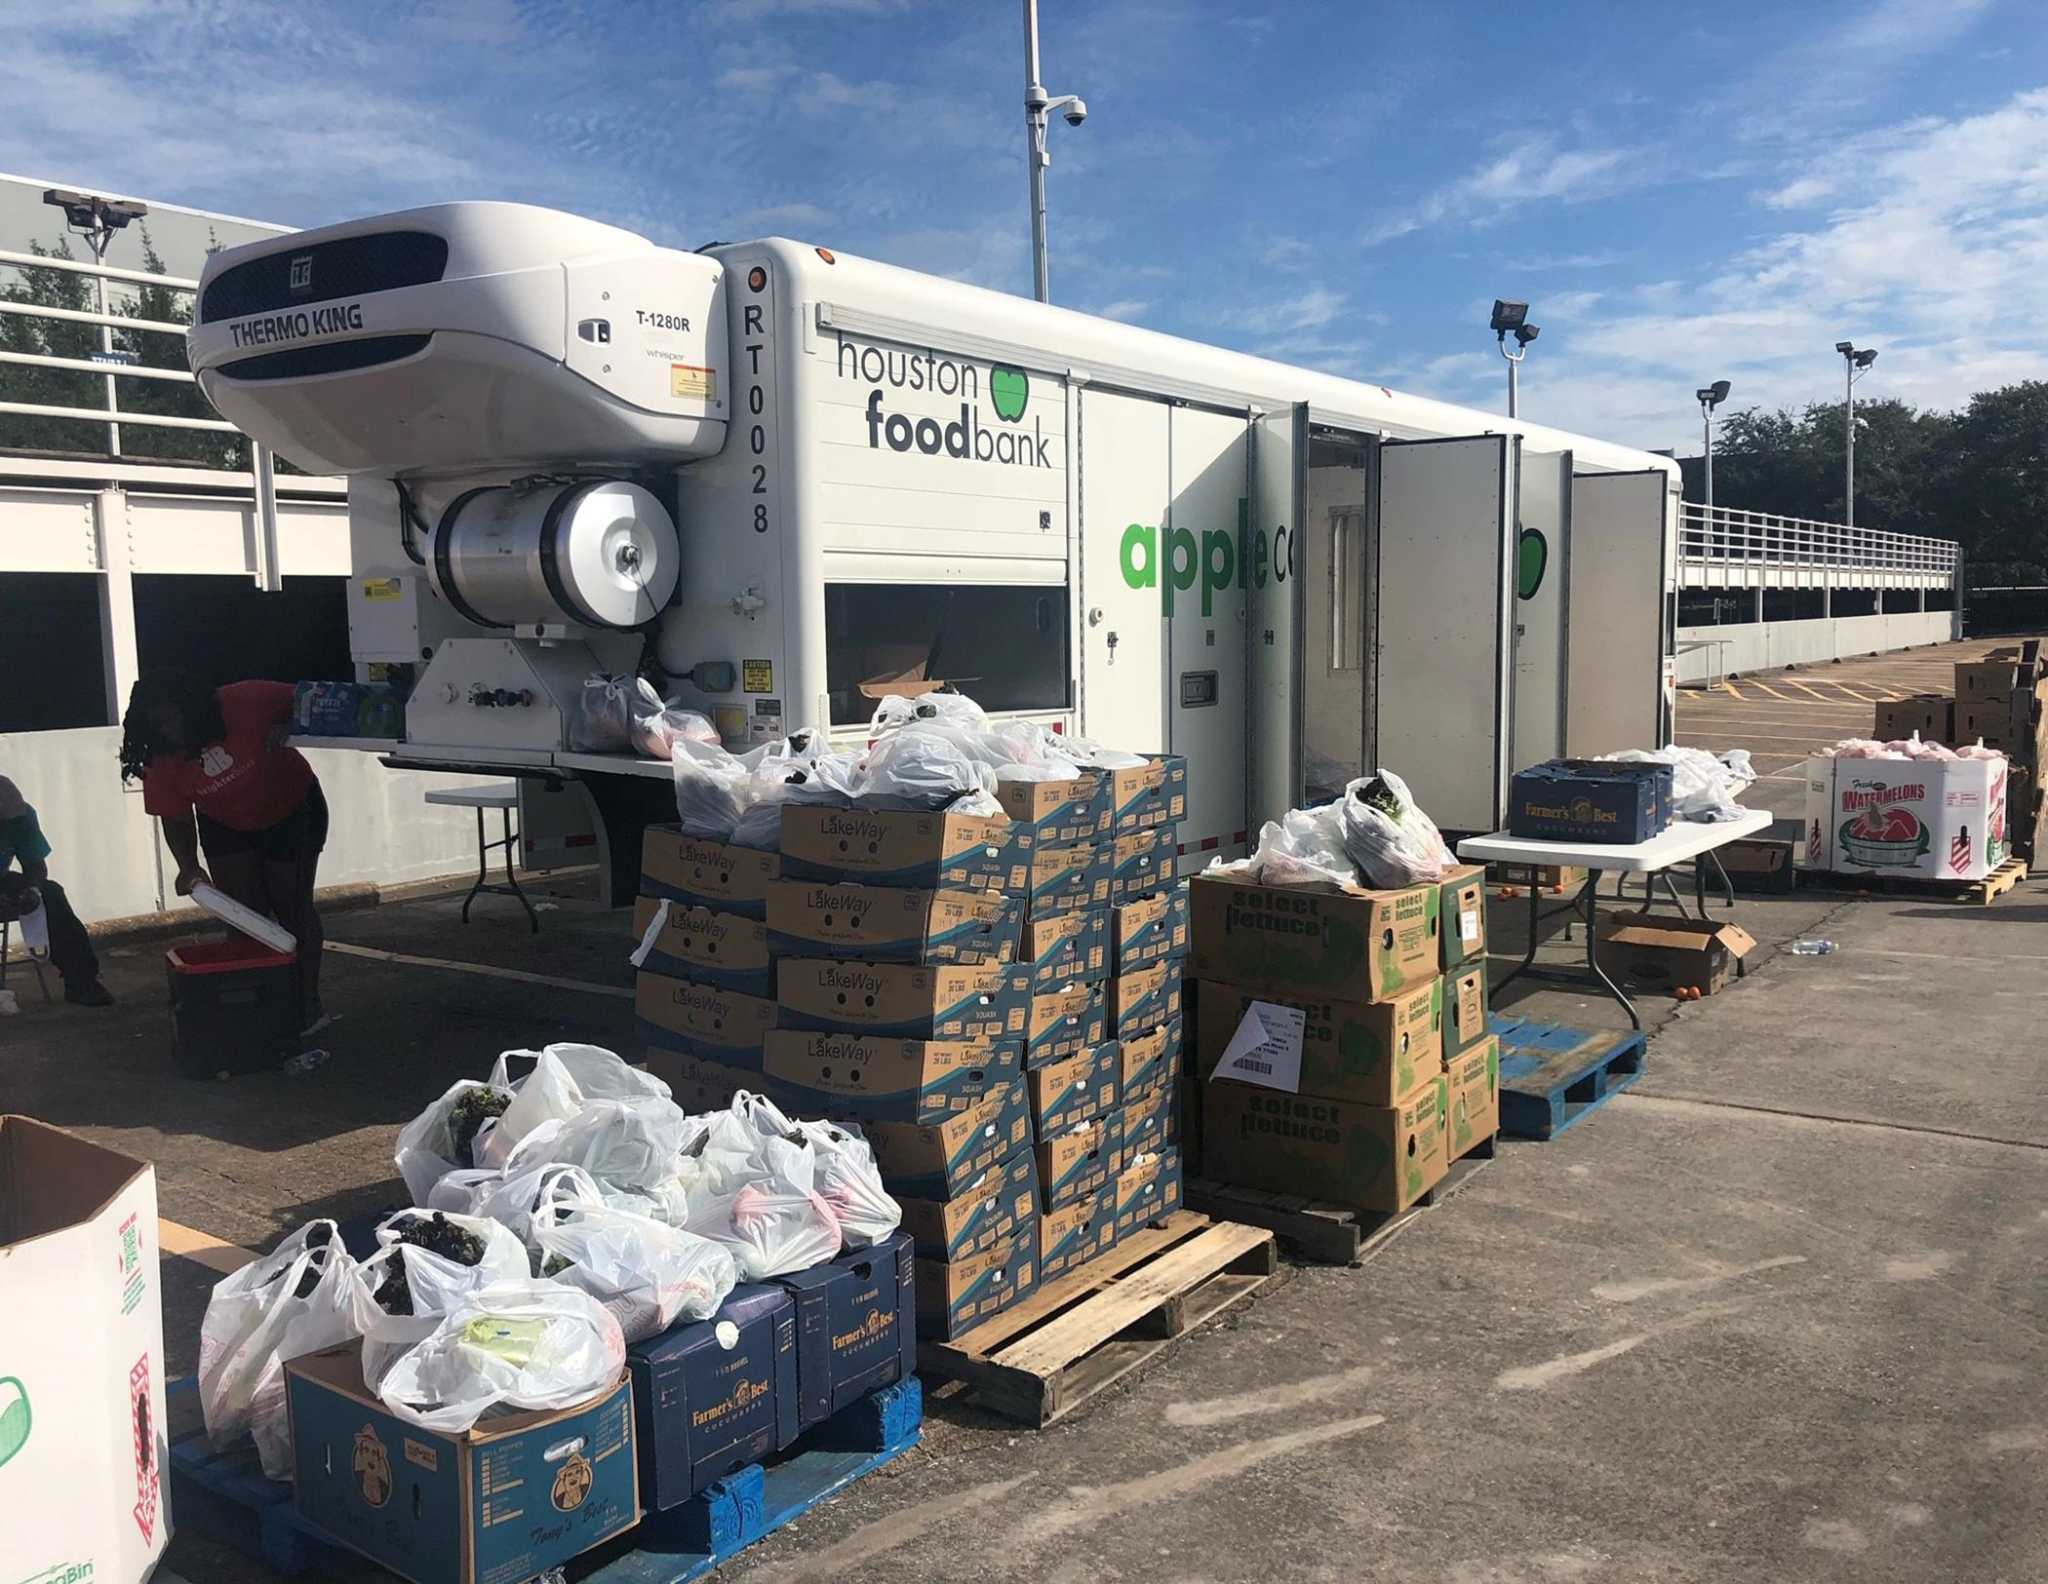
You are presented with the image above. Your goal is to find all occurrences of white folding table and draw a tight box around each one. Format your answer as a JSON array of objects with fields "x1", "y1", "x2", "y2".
[
  {"x1": 1456, "y1": 806, "x2": 1774, "y2": 1030},
  {"x1": 424, "y1": 782, "x2": 538, "y2": 932}
]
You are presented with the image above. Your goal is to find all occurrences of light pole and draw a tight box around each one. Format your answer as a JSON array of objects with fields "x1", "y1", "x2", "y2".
[
  {"x1": 43, "y1": 189, "x2": 148, "y2": 456},
  {"x1": 1022, "y1": 0, "x2": 1088, "y2": 304},
  {"x1": 1491, "y1": 299, "x2": 1538, "y2": 418},
  {"x1": 1696, "y1": 379, "x2": 1731, "y2": 516},
  {"x1": 1834, "y1": 340, "x2": 1878, "y2": 527}
]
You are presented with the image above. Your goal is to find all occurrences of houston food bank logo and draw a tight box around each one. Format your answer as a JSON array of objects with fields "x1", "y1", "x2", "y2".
[{"x1": 840, "y1": 339, "x2": 1048, "y2": 466}]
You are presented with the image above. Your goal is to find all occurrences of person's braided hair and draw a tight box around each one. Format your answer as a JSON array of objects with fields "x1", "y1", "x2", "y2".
[{"x1": 118, "y1": 670, "x2": 226, "y2": 783}]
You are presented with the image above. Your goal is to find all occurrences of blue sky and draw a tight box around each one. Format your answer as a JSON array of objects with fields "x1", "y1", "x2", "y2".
[{"x1": 4, "y1": 0, "x2": 2044, "y2": 450}]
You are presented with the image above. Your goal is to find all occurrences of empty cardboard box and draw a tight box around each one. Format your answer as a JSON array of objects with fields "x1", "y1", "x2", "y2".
[{"x1": 1596, "y1": 914, "x2": 1757, "y2": 996}]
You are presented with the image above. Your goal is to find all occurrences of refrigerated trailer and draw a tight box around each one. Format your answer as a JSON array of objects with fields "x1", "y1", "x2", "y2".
[{"x1": 187, "y1": 202, "x2": 1679, "y2": 901}]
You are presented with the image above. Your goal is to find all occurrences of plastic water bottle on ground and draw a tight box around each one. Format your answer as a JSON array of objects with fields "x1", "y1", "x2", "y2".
[{"x1": 1787, "y1": 939, "x2": 1835, "y2": 956}]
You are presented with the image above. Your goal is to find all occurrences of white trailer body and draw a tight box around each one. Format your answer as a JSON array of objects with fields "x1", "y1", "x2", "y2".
[{"x1": 189, "y1": 204, "x2": 1679, "y2": 899}]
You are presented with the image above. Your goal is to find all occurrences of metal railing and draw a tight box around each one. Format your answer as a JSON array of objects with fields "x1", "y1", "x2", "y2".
[
  {"x1": 0, "y1": 245, "x2": 284, "y2": 589},
  {"x1": 1679, "y1": 502, "x2": 1959, "y2": 587}
]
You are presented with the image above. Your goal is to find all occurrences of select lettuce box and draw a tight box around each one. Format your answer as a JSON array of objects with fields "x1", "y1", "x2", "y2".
[
  {"x1": 774, "y1": 1231, "x2": 917, "y2": 1431},
  {"x1": 1189, "y1": 871, "x2": 1440, "y2": 1003},
  {"x1": 1112, "y1": 1145, "x2": 1184, "y2": 1235},
  {"x1": 632, "y1": 896, "x2": 773, "y2": 996},
  {"x1": 1445, "y1": 1037, "x2": 1500, "y2": 1158},
  {"x1": 1120, "y1": 1082, "x2": 1179, "y2": 1160},
  {"x1": 643, "y1": 1049, "x2": 766, "y2": 1111},
  {"x1": 637, "y1": 971, "x2": 779, "y2": 1066},
  {"x1": 1025, "y1": 839, "x2": 1113, "y2": 919},
  {"x1": 1437, "y1": 863, "x2": 1489, "y2": 970},
  {"x1": 641, "y1": 826, "x2": 780, "y2": 918},
  {"x1": 1117, "y1": 1017, "x2": 1182, "y2": 1101},
  {"x1": 995, "y1": 771, "x2": 1112, "y2": 848},
  {"x1": 775, "y1": 957, "x2": 1029, "y2": 1043},
  {"x1": 1038, "y1": 1183, "x2": 1118, "y2": 1281},
  {"x1": 1203, "y1": 1075, "x2": 1449, "y2": 1213},
  {"x1": 1193, "y1": 976, "x2": 1443, "y2": 1107},
  {"x1": 1035, "y1": 1110, "x2": 1125, "y2": 1211},
  {"x1": 1444, "y1": 962, "x2": 1491, "y2": 1058},
  {"x1": 289, "y1": 1342, "x2": 639, "y2": 1579},
  {"x1": 1026, "y1": 1042, "x2": 1121, "y2": 1134},
  {"x1": 1110, "y1": 886, "x2": 1190, "y2": 974},
  {"x1": 762, "y1": 1030, "x2": 1022, "y2": 1124},
  {"x1": 1021, "y1": 906, "x2": 1109, "y2": 990},
  {"x1": 895, "y1": 1149, "x2": 1038, "y2": 1262},
  {"x1": 767, "y1": 880, "x2": 1020, "y2": 965},
  {"x1": 778, "y1": 805, "x2": 1030, "y2": 891},
  {"x1": 1110, "y1": 825, "x2": 1176, "y2": 904},
  {"x1": 1107, "y1": 754, "x2": 1189, "y2": 832},
  {"x1": 915, "y1": 1234, "x2": 1037, "y2": 1340},
  {"x1": 864, "y1": 1080, "x2": 1032, "y2": 1198},
  {"x1": 1024, "y1": 980, "x2": 1109, "y2": 1068},
  {"x1": 1107, "y1": 960, "x2": 1184, "y2": 1039}
]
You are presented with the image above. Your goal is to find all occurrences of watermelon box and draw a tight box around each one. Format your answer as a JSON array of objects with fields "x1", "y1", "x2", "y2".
[{"x1": 1801, "y1": 754, "x2": 2008, "y2": 882}]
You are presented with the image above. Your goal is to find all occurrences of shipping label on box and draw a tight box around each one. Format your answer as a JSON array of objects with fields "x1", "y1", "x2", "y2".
[
  {"x1": 915, "y1": 1235, "x2": 1037, "y2": 1340},
  {"x1": 1035, "y1": 1110, "x2": 1126, "y2": 1210},
  {"x1": 1021, "y1": 906, "x2": 1110, "y2": 991},
  {"x1": 0, "y1": 1119, "x2": 169, "y2": 1584},
  {"x1": 763, "y1": 1031, "x2": 1022, "y2": 1124},
  {"x1": 1189, "y1": 872, "x2": 1440, "y2": 1002},
  {"x1": 996, "y1": 771, "x2": 1112, "y2": 848},
  {"x1": 642, "y1": 827, "x2": 781, "y2": 918},
  {"x1": 1194, "y1": 977, "x2": 1443, "y2": 1107},
  {"x1": 1874, "y1": 695, "x2": 1954, "y2": 745},
  {"x1": 632, "y1": 896, "x2": 773, "y2": 995},
  {"x1": 1107, "y1": 960, "x2": 1184, "y2": 1038},
  {"x1": 778, "y1": 806, "x2": 1030, "y2": 891},
  {"x1": 1111, "y1": 886, "x2": 1190, "y2": 974},
  {"x1": 1110, "y1": 826, "x2": 1175, "y2": 904},
  {"x1": 1108, "y1": 754, "x2": 1189, "y2": 832},
  {"x1": 1025, "y1": 839, "x2": 1113, "y2": 920},
  {"x1": 1117, "y1": 1017, "x2": 1182, "y2": 1101},
  {"x1": 1112, "y1": 1145, "x2": 1184, "y2": 1235},
  {"x1": 637, "y1": 972, "x2": 779, "y2": 1065},
  {"x1": 775, "y1": 1232, "x2": 916, "y2": 1429},
  {"x1": 1444, "y1": 963, "x2": 1491, "y2": 1058},
  {"x1": 767, "y1": 880, "x2": 1021, "y2": 965},
  {"x1": 896, "y1": 1149, "x2": 1039, "y2": 1262},
  {"x1": 1803, "y1": 754, "x2": 2009, "y2": 880},
  {"x1": 292, "y1": 1343, "x2": 639, "y2": 1575},
  {"x1": 1038, "y1": 1183, "x2": 1119, "y2": 1281},
  {"x1": 1121, "y1": 1083, "x2": 1179, "y2": 1160},
  {"x1": 643, "y1": 1049, "x2": 766, "y2": 1111},
  {"x1": 1025, "y1": 980, "x2": 1109, "y2": 1068},
  {"x1": 1437, "y1": 863, "x2": 1488, "y2": 971},
  {"x1": 1203, "y1": 1076, "x2": 1449, "y2": 1214},
  {"x1": 1445, "y1": 1037, "x2": 1500, "y2": 1158},
  {"x1": 1027, "y1": 1042, "x2": 1122, "y2": 1134},
  {"x1": 775, "y1": 958, "x2": 1029, "y2": 1043},
  {"x1": 1596, "y1": 914, "x2": 1757, "y2": 997},
  {"x1": 865, "y1": 1080, "x2": 1032, "y2": 1199}
]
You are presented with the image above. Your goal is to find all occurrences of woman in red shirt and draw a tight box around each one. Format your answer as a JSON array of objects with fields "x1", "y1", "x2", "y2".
[{"x1": 119, "y1": 672, "x2": 331, "y2": 1032}]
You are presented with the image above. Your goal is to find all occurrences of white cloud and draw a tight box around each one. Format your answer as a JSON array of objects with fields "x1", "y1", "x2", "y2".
[
  {"x1": 1262, "y1": 236, "x2": 1314, "y2": 271},
  {"x1": 1762, "y1": 176, "x2": 1833, "y2": 209},
  {"x1": 1232, "y1": 286, "x2": 1347, "y2": 337},
  {"x1": 1095, "y1": 299, "x2": 1152, "y2": 323},
  {"x1": 1365, "y1": 134, "x2": 1643, "y2": 247}
]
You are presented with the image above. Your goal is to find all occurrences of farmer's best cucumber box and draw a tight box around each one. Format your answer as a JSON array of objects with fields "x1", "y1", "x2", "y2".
[{"x1": 1188, "y1": 871, "x2": 1440, "y2": 1003}]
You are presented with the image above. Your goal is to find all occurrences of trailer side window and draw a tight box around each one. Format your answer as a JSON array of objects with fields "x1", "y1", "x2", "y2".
[
  {"x1": 0, "y1": 572, "x2": 110, "y2": 731},
  {"x1": 823, "y1": 581, "x2": 1069, "y2": 725}
]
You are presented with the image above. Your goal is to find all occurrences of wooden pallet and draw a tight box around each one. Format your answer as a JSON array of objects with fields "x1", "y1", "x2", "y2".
[
  {"x1": 1805, "y1": 856, "x2": 2029, "y2": 906},
  {"x1": 918, "y1": 1210, "x2": 1276, "y2": 1426},
  {"x1": 1186, "y1": 1132, "x2": 1497, "y2": 1265},
  {"x1": 1492, "y1": 1015, "x2": 1645, "y2": 1141}
]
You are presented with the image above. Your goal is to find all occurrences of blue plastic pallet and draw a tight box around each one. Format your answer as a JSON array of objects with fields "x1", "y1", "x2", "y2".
[
  {"x1": 165, "y1": 1379, "x2": 349, "y2": 1578},
  {"x1": 1490, "y1": 1014, "x2": 1645, "y2": 1140}
]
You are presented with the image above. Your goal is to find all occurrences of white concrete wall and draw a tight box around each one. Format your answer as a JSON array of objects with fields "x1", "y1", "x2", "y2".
[
  {"x1": 1675, "y1": 610, "x2": 1958, "y2": 686},
  {"x1": 0, "y1": 726, "x2": 503, "y2": 925}
]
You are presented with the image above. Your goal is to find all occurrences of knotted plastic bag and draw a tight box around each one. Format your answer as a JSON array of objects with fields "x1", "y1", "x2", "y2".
[
  {"x1": 529, "y1": 1173, "x2": 737, "y2": 1343},
  {"x1": 1339, "y1": 770, "x2": 1454, "y2": 888},
  {"x1": 796, "y1": 1120, "x2": 902, "y2": 1248},
  {"x1": 570, "y1": 673, "x2": 665, "y2": 753}
]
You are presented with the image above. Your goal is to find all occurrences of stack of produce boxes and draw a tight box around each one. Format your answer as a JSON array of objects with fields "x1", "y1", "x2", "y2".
[{"x1": 1191, "y1": 860, "x2": 1498, "y2": 1216}]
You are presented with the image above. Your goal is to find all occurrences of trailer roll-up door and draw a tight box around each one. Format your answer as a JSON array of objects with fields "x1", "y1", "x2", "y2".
[
  {"x1": 1372, "y1": 433, "x2": 1520, "y2": 835},
  {"x1": 1566, "y1": 468, "x2": 1672, "y2": 756},
  {"x1": 1512, "y1": 448, "x2": 1573, "y2": 770},
  {"x1": 1247, "y1": 403, "x2": 1307, "y2": 826}
]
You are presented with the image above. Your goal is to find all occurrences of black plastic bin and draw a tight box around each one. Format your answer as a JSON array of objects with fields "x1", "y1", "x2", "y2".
[{"x1": 166, "y1": 939, "x2": 302, "y2": 1077}]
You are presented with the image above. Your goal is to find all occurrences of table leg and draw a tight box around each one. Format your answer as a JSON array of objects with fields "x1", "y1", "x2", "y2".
[
  {"x1": 502, "y1": 808, "x2": 539, "y2": 934},
  {"x1": 1695, "y1": 855, "x2": 1708, "y2": 919},
  {"x1": 462, "y1": 807, "x2": 486, "y2": 923},
  {"x1": 1496, "y1": 868, "x2": 1545, "y2": 992},
  {"x1": 1708, "y1": 849, "x2": 1737, "y2": 910},
  {"x1": 1580, "y1": 868, "x2": 1642, "y2": 1032}
]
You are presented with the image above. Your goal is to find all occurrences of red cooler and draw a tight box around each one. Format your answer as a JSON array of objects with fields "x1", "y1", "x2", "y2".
[{"x1": 166, "y1": 940, "x2": 302, "y2": 1077}]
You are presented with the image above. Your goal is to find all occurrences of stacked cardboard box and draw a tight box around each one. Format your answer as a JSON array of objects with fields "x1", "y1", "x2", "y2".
[{"x1": 1192, "y1": 860, "x2": 1498, "y2": 1216}]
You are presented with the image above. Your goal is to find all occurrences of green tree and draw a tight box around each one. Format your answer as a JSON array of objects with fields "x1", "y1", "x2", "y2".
[
  {"x1": 1932, "y1": 381, "x2": 2048, "y2": 586},
  {"x1": 113, "y1": 228, "x2": 245, "y2": 468}
]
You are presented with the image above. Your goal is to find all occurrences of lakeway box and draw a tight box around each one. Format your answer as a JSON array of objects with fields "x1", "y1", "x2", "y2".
[
  {"x1": 1120, "y1": 1082, "x2": 1178, "y2": 1159},
  {"x1": 1597, "y1": 914, "x2": 1757, "y2": 997},
  {"x1": 1438, "y1": 863, "x2": 1488, "y2": 970},
  {"x1": 624, "y1": 1285, "x2": 795, "y2": 1512},
  {"x1": 1116, "y1": 1017, "x2": 1181, "y2": 1101},
  {"x1": 1193, "y1": 976, "x2": 1443, "y2": 1107},
  {"x1": 1107, "y1": 754, "x2": 1189, "y2": 832},
  {"x1": 915, "y1": 1234, "x2": 1037, "y2": 1341},
  {"x1": 774, "y1": 1231, "x2": 917, "y2": 1430},
  {"x1": 637, "y1": 972, "x2": 779, "y2": 1065},
  {"x1": 1021, "y1": 906, "x2": 1110, "y2": 990},
  {"x1": 1037, "y1": 1183, "x2": 1118, "y2": 1281},
  {"x1": 763, "y1": 1031, "x2": 1021, "y2": 1124},
  {"x1": 1874, "y1": 695, "x2": 1954, "y2": 744},
  {"x1": 1027, "y1": 1042, "x2": 1121, "y2": 1134},
  {"x1": 1110, "y1": 825, "x2": 1176, "y2": 904},
  {"x1": 642, "y1": 827, "x2": 780, "y2": 918},
  {"x1": 1445, "y1": 1037, "x2": 1500, "y2": 1158},
  {"x1": 1107, "y1": 960, "x2": 1184, "y2": 1038},
  {"x1": 1203, "y1": 1075, "x2": 1450, "y2": 1214},
  {"x1": 289, "y1": 1342, "x2": 639, "y2": 1580},
  {"x1": 777, "y1": 805, "x2": 1030, "y2": 891},
  {"x1": 767, "y1": 880, "x2": 1020, "y2": 965},
  {"x1": 0, "y1": 1118, "x2": 170, "y2": 1584},
  {"x1": 1025, "y1": 839, "x2": 1113, "y2": 919},
  {"x1": 1110, "y1": 886, "x2": 1190, "y2": 974},
  {"x1": 1025, "y1": 980, "x2": 1109, "y2": 1067},
  {"x1": 632, "y1": 896, "x2": 773, "y2": 996},
  {"x1": 895, "y1": 1149, "x2": 1039, "y2": 1262},
  {"x1": 1443, "y1": 962, "x2": 1491, "y2": 1058},
  {"x1": 1036, "y1": 1110, "x2": 1125, "y2": 1210},
  {"x1": 864, "y1": 1080, "x2": 1032, "y2": 1198},
  {"x1": 996, "y1": 770, "x2": 1112, "y2": 848},
  {"x1": 775, "y1": 958, "x2": 1029, "y2": 1043},
  {"x1": 643, "y1": 1049, "x2": 766, "y2": 1110},
  {"x1": 1801, "y1": 753, "x2": 2009, "y2": 881},
  {"x1": 1189, "y1": 871, "x2": 1439, "y2": 1003},
  {"x1": 1111, "y1": 1145, "x2": 1184, "y2": 1235}
]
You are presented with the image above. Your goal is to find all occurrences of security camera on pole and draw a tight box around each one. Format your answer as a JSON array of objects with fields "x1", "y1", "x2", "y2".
[
  {"x1": 1023, "y1": 0, "x2": 1088, "y2": 304},
  {"x1": 1491, "y1": 299, "x2": 1539, "y2": 418},
  {"x1": 41, "y1": 187, "x2": 148, "y2": 456},
  {"x1": 1834, "y1": 340, "x2": 1878, "y2": 527},
  {"x1": 1696, "y1": 379, "x2": 1731, "y2": 517}
]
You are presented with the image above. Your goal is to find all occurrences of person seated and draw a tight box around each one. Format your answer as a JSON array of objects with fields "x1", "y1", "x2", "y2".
[{"x1": 0, "y1": 774, "x2": 114, "y2": 1007}]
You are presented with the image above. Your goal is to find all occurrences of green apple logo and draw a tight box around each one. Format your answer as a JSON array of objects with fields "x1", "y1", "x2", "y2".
[
  {"x1": 0, "y1": 1377, "x2": 30, "y2": 1470},
  {"x1": 1516, "y1": 527, "x2": 1548, "y2": 599},
  {"x1": 990, "y1": 365, "x2": 1029, "y2": 423}
]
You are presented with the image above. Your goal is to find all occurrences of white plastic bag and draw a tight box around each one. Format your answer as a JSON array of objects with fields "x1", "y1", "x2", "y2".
[
  {"x1": 671, "y1": 737, "x2": 753, "y2": 838},
  {"x1": 375, "y1": 1280, "x2": 627, "y2": 1434},
  {"x1": 478, "y1": 1044, "x2": 673, "y2": 1169},
  {"x1": 729, "y1": 757, "x2": 856, "y2": 850},
  {"x1": 395, "y1": 1078, "x2": 514, "y2": 1206},
  {"x1": 856, "y1": 724, "x2": 998, "y2": 808},
  {"x1": 356, "y1": 1210, "x2": 533, "y2": 1388},
  {"x1": 544, "y1": 1096, "x2": 693, "y2": 1193},
  {"x1": 198, "y1": 1220, "x2": 362, "y2": 1478},
  {"x1": 570, "y1": 673, "x2": 664, "y2": 753},
  {"x1": 1240, "y1": 804, "x2": 1354, "y2": 888},
  {"x1": 1339, "y1": 770, "x2": 1454, "y2": 888},
  {"x1": 1597, "y1": 745, "x2": 1759, "y2": 822},
  {"x1": 797, "y1": 1120, "x2": 902, "y2": 1248},
  {"x1": 428, "y1": 1161, "x2": 599, "y2": 1247},
  {"x1": 530, "y1": 1173, "x2": 738, "y2": 1342},
  {"x1": 632, "y1": 705, "x2": 720, "y2": 760},
  {"x1": 680, "y1": 1094, "x2": 843, "y2": 1277}
]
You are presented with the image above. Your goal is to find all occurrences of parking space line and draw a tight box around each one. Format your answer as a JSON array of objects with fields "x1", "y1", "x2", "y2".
[
  {"x1": 324, "y1": 939, "x2": 635, "y2": 999},
  {"x1": 1748, "y1": 680, "x2": 1791, "y2": 700},
  {"x1": 160, "y1": 1218, "x2": 258, "y2": 1275}
]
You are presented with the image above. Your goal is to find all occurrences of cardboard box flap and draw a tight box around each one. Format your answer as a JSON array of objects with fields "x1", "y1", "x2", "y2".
[
  {"x1": 1601, "y1": 915, "x2": 1758, "y2": 958},
  {"x1": 0, "y1": 1115, "x2": 150, "y2": 1247}
]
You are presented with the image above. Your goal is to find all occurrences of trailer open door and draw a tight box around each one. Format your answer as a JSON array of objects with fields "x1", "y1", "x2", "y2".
[
  {"x1": 1566, "y1": 469, "x2": 1672, "y2": 756},
  {"x1": 1248, "y1": 403, "x2": 1307, "y2": 827},
  {"x1": 1511, "y1": 448, "x2": 1572, "y2": 770},
  {"x1": 1373, "y1": 433, "x2": 1519, "y2": 834}
]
